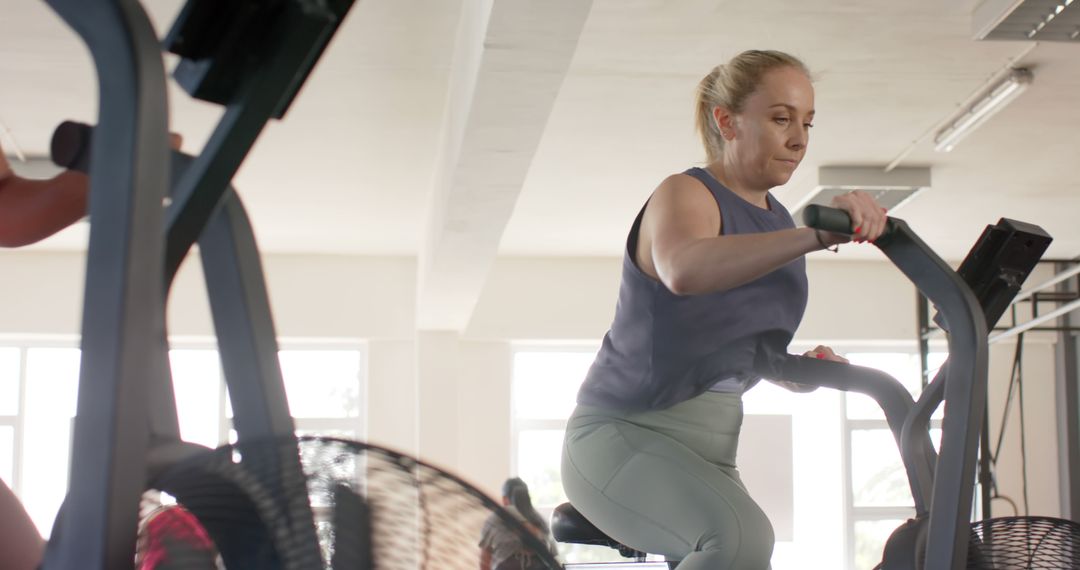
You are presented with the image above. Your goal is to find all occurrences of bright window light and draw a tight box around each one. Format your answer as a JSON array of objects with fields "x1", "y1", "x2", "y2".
[
  {"x1": 170, "y1": 349, "x2": 223, "y2": 448},
  {"x1": 512, "y1": 350, "x2": 595, "y2": 420},
  {"x1": 844, "y1": 352, "x2": 947, "y2": 420},
  {"x1": 516, "y1": 429, "x2": 567, "y2": 509},
  {"x1": 8, "y1": 342, "x2": 366, "y2": 539},
  {"x1": 0, "y1": 426, "x2": 14, "y2": 487},
  {"x1": 279, "y1": 350, "x2": 363, "y2": 419},
  {"x1": 22, "y1": 348, "x2": 80, "y2": 537},
  {"x1": 0, "y1": 348, "x2": 20, "y2": 416}
]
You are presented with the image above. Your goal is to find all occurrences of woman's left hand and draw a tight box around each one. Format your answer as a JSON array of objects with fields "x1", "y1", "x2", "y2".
[
  {"x1": 804, "y1": 345, "x2": 849, "y2": 364},
  {"x1": 769, "y1": 346, "x2": 850, "y2": 393}
]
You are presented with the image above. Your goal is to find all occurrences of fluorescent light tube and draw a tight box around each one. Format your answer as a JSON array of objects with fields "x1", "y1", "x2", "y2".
[{"x1": 933, "y1": 68, "x2": 1033, "y2": 152}]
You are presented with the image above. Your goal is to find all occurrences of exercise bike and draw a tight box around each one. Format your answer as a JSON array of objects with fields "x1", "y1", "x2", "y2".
[
  {"x1": 34, "y1": 1, "x2": 562, "y2": 569},
  {"x1": 552, "y1": 206, "x2": 1080, "y2": 569}
]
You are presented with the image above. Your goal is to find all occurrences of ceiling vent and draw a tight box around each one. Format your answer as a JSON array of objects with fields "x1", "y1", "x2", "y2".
[
  {"x1": 790, "y1": 166, "x2": 932, "y2": 225},
  {"x1": 974, "y1": 0, "x2": 1080, "y2": 42}
]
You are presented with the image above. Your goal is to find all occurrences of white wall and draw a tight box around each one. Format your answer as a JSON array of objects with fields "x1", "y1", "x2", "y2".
[
  {"x1": 800, "y1": 260, "x2": 917, "y2": 342},
  {"x1": 986, "y1": 340, "x2": 1061, "y2": 518},
  {"x1": 0, "y1": 251, "x2": 84, "y2": 336},
  {"x1": 367, "y1": 339, "x2": 418, "y2": 455},
  {"x1": 466, "y1": 257, "x2": 622, "y2": 340},
  {"x1": 0, "y1": 251, "x2": 417, "y2": 339},
  {"x1": 0, "y1": 249, "x2": 1067, "y2": 513}
]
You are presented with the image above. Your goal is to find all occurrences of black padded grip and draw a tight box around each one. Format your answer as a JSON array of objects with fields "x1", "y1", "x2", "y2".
[
  {"x1": 50, "y1": 120, "x2": 94, "y2": 174},
  {"x1": 802, "y1": 204, "x2": 853, "y2": 234}
]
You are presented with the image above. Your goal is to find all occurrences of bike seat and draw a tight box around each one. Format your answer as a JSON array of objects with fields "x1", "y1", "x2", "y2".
[{"x1": 551, "y1": 502, "x2": 646, "y2": 559}]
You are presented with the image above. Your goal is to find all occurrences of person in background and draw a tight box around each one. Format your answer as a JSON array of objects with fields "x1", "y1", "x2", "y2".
[{"x1": 480, "y1": 477, "x2": 560, "y2": 570}]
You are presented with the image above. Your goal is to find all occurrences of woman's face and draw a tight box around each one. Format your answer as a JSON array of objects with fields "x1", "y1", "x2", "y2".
[{"x1": 719, "y1": 66, "x2": 815, "y2": 190}]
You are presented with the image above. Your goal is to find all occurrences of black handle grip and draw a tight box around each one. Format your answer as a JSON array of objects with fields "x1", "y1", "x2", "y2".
[
  {"x1": 50, "y1": 120, "x2": 94, "y2": 174},
  {"x1": 802, "y1": 204, "x2": 853, "y2": 234}
]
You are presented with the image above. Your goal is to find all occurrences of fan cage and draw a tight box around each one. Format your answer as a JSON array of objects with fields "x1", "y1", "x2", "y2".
[
  {"x1": 966, "y1": 515, "x2": 1080, "y2": 569},
  {"x1": 145, "y1": 436, "x2": 561, "y2": 570}
]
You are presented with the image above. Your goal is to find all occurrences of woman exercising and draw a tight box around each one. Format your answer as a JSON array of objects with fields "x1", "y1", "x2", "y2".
[{"x1": 560, "y1": 50, "x2": 887, "y2": 569}]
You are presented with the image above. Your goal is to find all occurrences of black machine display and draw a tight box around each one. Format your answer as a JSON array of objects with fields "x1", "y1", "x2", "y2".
[{"x1": 553, "y1": 207, "x2": 1080, "y2": 569}]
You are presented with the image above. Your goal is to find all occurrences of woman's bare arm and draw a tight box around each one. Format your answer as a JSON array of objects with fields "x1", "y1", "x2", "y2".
[
  {"x1": 0, "y1": 148, "x2": 88, "y2": 247},
  {"x1": 0, "y1": 171, "x2": 89, "y2": 247},
  {"x1": 638, "y1": 174, "x2": 886, "y2": 296},
  {"x1": 0, "y1": 480, "x2": 44, "y2": 570},
  {"x1": 638, "y1": 174, "x2": 821, "y2": 295},
  {"x1": 0, "y1": 130, "x2": 182, "y2": 248}
]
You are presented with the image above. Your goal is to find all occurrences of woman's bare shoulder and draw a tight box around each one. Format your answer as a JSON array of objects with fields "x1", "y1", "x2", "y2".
[{"x1": 649, "y1": 171, "x2": 716, "y2": 210}]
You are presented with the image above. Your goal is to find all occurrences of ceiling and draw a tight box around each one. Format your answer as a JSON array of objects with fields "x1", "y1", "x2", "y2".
[{"x1": 2, "y1": 0, "x2": 1079, "y2": 265}]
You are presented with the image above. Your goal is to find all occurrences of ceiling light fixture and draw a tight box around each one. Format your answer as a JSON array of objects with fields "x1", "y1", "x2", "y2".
[
  {"x1": 791, "y1": 166, "x2": 932, "y2": 224},
  {"x1": 976, "y1": 0, "x2": 1080, "y2": 42},
  {"x1": 933, "y1": 68, "x2": 1033, "y2": 153},
  {"x1": 1028, "y1": 0, "x2": 1074, "y2": 37}
]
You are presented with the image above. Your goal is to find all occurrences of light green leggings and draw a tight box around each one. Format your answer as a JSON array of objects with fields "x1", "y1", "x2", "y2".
[{"x1": 561, "y1": 391, "x2": 774, "y2": 570}]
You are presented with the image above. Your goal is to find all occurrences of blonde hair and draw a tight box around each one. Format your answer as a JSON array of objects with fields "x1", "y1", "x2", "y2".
[{"x1": 695, "y1": 50, "x2": 810, "y2": 163}]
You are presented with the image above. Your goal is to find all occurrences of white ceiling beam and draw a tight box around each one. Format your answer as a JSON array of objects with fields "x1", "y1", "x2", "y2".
[{"x1": 416, "y1": 0, "x2": 593, "y2": 331}]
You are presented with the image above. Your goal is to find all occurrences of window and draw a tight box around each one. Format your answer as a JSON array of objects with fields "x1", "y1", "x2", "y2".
[
  {"x1": 279, "y1": 349, "x2": 365, "y2": 436},
  {"x1": 511, "y1": 346, "x2": 660, "y2": 565},
  {"x1": 21, "y1": 347, "x2": 80, "y2": 536},
  {"x1": 843, "y1": 350, "x2": 947, "y2": 570},
  {"x1": 223, "y1": 348, "x2": 365, "y2": 439},
  {"x1": 171, "y1": 349, "x2": 228, "y2": 448},
  {"x1": 2, "y1": 340, "x2": 365, "y2": 537},
  {"x1": 0, "y1": 348, "x2": 20, "y2": 490}
]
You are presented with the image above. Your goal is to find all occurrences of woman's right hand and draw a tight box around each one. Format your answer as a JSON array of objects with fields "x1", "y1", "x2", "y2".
[{"x1": 819, "y1": 190, "x2": 888, "y2": 246}]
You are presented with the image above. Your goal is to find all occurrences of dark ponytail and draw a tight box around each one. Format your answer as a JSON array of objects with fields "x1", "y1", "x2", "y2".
[{"x1": 502, "y1": 477, "x2": 548, "y2": 534}]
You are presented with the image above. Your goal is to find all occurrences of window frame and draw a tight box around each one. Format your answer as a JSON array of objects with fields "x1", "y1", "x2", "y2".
[
  {"x1": 834, "y1": 344, "x2": 948, "y2": 570},
  {"x1": 0, "y1": 347, "x2": 28, "y2": 495},
  {"x1": 0, "y1": 335, "x2": 368, "y2": 537},
  {"x1": 509, "y1": 342, "x2": 598, "y2": 507}
]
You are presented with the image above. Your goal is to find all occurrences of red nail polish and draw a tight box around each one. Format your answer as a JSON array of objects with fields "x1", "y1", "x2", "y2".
[
  {"x1": 854, "y1": 226, "x2": 862, "y2": 233},
  {"x1": 816, "y1": 353, "x2": 825, "y2": 359}
]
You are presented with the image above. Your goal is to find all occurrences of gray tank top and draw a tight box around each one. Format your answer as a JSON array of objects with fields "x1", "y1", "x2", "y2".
[{"x1": 576, "y1": 167, "x2": 808, "y2": 411}]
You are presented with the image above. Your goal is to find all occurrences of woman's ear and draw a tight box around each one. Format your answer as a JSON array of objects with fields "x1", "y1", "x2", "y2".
[{"x1": 712, "y1": 105, "x2": 736, "y2": 141}]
